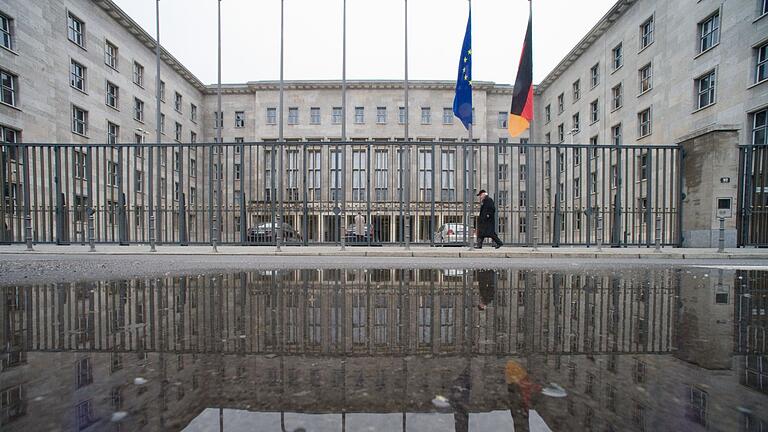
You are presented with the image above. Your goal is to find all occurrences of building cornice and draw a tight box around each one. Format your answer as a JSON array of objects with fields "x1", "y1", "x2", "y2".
[
  {"x1": 92, "y1": 0, "x2": 207, "y2": 92},
  {"x1": 204, "y1": 80, "x2": 514, "y2": 95},
  {"x1": 534, "y1": 0, "x2": 637, "y2": 95}
]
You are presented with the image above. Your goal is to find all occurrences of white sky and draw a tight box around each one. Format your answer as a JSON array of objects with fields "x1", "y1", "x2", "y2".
[{"x1": 113, "y1": 0, "x2": 618, "y2": 86}]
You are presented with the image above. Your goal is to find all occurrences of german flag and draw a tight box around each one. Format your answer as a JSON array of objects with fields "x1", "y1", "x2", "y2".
[{"x1": 508, "y1": 8, "x2": 533, "y2": 138}]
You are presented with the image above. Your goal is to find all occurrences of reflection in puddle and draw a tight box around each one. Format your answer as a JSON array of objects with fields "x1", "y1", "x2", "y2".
[{"x1": 1, "y1": 268, "x2": 766, "y2": 431}]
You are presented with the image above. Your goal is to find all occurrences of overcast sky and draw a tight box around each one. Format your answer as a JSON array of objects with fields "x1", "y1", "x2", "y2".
[{"x1": 113, "y1": 0, "x2": 617, "y2": 86}]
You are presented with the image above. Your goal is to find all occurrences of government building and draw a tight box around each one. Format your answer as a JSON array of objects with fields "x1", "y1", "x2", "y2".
[{"x1": 0, "y1": 0, "x2": 766, "y2": 247}]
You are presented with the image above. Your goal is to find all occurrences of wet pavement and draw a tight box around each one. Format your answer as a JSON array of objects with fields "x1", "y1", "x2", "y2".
[{"x1": 1, "y1": 267, "x2": 767, "y2": 431}]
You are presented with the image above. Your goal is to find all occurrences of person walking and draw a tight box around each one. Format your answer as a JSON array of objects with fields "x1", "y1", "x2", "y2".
[{"x1": 475, "y1": 189, "x2": 503, "y2": 249}]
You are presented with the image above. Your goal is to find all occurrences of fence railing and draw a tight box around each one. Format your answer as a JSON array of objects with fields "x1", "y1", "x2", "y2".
[
  {"x1": 0, "y1": 141, "x2": 681, "y2": 247},
  {"x1": 738, "y1": 144, "x2": 768, "y2": 247}
]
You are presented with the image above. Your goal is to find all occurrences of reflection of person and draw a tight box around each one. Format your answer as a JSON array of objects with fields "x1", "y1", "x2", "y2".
[
  {"x1": 450, "y1": 365, "x2": 471, "y2": 432},
  {"x1": 354, "y1": 212, "x2": 366, "y2": 238},
  {"x1": 506, "y1": 360, "x2": 542, "y2": 432},
  {"x1": 476, "y1": 269, "x2": 496, "y2": 310},
  {"x1": 475, "y1": 190, "x2": 503, "y2": 249}
]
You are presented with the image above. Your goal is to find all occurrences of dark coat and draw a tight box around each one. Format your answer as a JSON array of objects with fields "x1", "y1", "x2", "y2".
[
  {"x1": 477, "y1": 196, "x2": 497, "y2": 237},
  {"x1": 476, "y1": 270, "x2": 496, "y2": 305}
]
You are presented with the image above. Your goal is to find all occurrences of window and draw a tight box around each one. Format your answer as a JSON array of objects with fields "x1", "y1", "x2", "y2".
[
  {"x1": 191, "y1": 104, "x2": 197, "y2": 122},
  {"x1": 374, "y1": 150, "x2": 388, "y2": 201},
  {"x1": 266, "y1": 107, "x2": 277, "y2": 125},
  {"x1": 639, "y1": 152, "x2": 648, "y2": 181},
  {"x1": 399, "y1": 106, "x2": 406, "y2": 124},
  {"x1": 135, "y1": 170, "x2": 143, "y2": 192},
  {"x1": 443, "y1": 107, "x2": 453, "y2": 124},
  {"x1": 332, "y1": 106, "x2": 342, "y2": 124},
  {"x1": 329, "y1": 150, "x2": 341, "y2": 200},
  {"x1": 591, "y1": 63, "x2": 600, "y2": 87},
  {"x1": 590, "y1": 100, "x2": 599, "y2": 123},
  {"x1": 687, "y1": 387, "x2": 708, "y2": 426},
  {"x1": 417, "y1": 150, "x2": 432, "y2": 200},
  {"x1": 76, "y1": 400, "x2": 94, "y2": 430},
  {"x1": 612, "y1": 83, "x2": 623, "y2": 110},
  {"x1": 421, "y1": 107, "x2": 431, "y2": 124},
  {"x1": 107, "y1": 122, "x2": 119, "y2": 144},
  {"x1": 572, "y1": 113, "x2": 580, "y2": 133},
  {"x1": 175, "y1": 122, "x2": 182, "y2": 141},
  {"x1": 355, "y1": 106, "x2": 364, "y2": 124},
  {"x1": 545, "y1": 104, "x2": 551, "y2": 123},
  {"x1": 612, "y1": 124, "x2": 623, "y2": 146},
  {"x1": 107, "y1": 161, "x2": 118, "y2": 186},
  {"x1": 133, "y1": 97, "x2": 144, "y2": 122},
  {"x1": 698, "y1": 12, "x2": 720, "y2": 53},
  {"x1": 159, "y1": 80, "x2": 165, "y2": 101},
  {"x1": 613, "y1": 43, "x2": 623, "y2": 70},
  {"x1": 310, "y1": 107, "x2": 320, "y2": 124},
  {"x1": 572, "y1": 79, "x2": 581, "y2": 101},
  {"x1": 756, "y1": 42, "x2": 768, "y2": 84},
  {"x1": 640, "y1": 16, "x2": 654, "y2": 49},
  {"x1": 133, "y1": 61, "x2": 144, "y2": 87},
  {"x1": 72, "y1": 105, "x2": 87, "y2": 136},
  {"x1": 105, "y1": 40, "x2": 118, "y2": 69},
  {"x1": 0, "y1": 12, "x2": 13, "y2": 50},
  {"x1": 174, "y1": 92, "x2": 182, "y2": 112},
  {"x1": 498, "y1": 163, "x2": 508, "y2": 181},
  {"x1": 376, "y1": 106, "x2": 387, "y2": 124},
  {"x1": 557, "y1": 93, "x2": 564, "y2": 114},
  {"x1": 190, "y1": 131, "x2": 196, "y2": 144},
  {"x1": 519, "y1": 164, "x2": 526, "y2": 181},
  {"x1": 160, "y1": 113, "x2": 165, "y2": 134},
  {"x1": 498, "y1": 112, "x2": 508, "y2": 128},
  {"x1": 441, "y1": 150, "x2": 456, "y2": 201},
  {"x1": 518, "y1": 191, "x2": 527, "y2": 207},
  {"x1": 0, "y1": 69, "x2": 17, "y2": 106},
  {"x1": 638, "y1": 108, "x2": 652, "y2": 138},
  {"x1": 105, "y1": 81, "x2": 119, "y2": 109},
  {"x1": 695, "y1": 70, "x2": 716, "y2": 109},
  {"x1": 288, "y1": 107, "x2": 298, "y2": 125},
  {"x1": 573, "y1": 177, "x2": 581, "y2": 198},
  {"x1": 72, "y1": 150, "x2": 86, "y2": 179},
  {"x1": 67, "y1": 12, "x2": 84, "y2": 47},
  {"x1": 235, "y1": 111, "x2": 245, "y2": 128},
  {"x1": 70, "y1": 60, "x2": 86, "y2": 92},
  {"x1": 639, "y1": 63, "x2": 652, "y2": 93},
  {"x1": 753, "y1": 109, "x2": 767, "y2": 145},
  {"x1": 762, "y1": 0, "x2": 768, "y2": 16},
  {"x1": 557, "y1": 124, "x2": 564, "y2": 143},
  {"x1": 308, "y1": 150, "x2": 321, "y2": 200},
  {"x1": 213, "y1": 111, "x2": 222, "y2": 128},
  {"x1": 76, "y1": 358, "x2": 93, "y2": 388},
  {"x1": 545, "y1": 132, "x2": 551, "y2": 144}
]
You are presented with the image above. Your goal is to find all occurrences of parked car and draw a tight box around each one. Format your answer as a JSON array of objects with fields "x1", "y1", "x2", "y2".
[
  {"x1": 433, "y1": 223, "x2": 476, "y2": 246},
  {"x1": 246, "y1": 222, "x2": 302, "y2": 244},
  {"x1": 344, "y1": 223, "x2": 381, "y2": 246}
]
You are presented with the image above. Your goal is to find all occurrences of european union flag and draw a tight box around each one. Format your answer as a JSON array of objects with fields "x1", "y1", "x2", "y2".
[{"x1": 453, "y1": 9, "x2": 472, "y2": 130}]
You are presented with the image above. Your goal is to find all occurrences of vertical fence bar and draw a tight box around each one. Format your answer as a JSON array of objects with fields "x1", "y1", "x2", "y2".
[
  {"x1": 22, "y1": 144, "x2": 33, "y2": 250},
  {"x1": 86, "y1": 146, "x2": 95, "y2": 251},
  {"x1": 54, "y1": 146, "x2": 65, "y2": 245}
]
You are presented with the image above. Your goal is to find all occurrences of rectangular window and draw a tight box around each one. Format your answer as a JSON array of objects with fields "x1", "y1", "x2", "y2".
[
  {"x1": 572, "y1": 79, "x2": 581, "y2": 101},
  {"x1": 352, "y1": 150, "x2": 367, "y2": 201},
  {"x1": 310, "y1": 107, "x2": 320, "y2": 124},
  {"x1": 591, "y1": 63, "x2": 600, "y2": 87},
  {"x1": 441, "y1": 150, "x2": 456, "y2": 201},
  {"x1": 134, "y1": 97, "x2": 144, "y2": 122},
  {"x1": 332, "y1": 106, "x2": 342, "y2": 124},
  {"x1": 497, "y1": 112, "x2": 508, "y2": 128},
  {"x1": 695, "y1": 70, "x2": 716, "y2": 109},
  {"x1": 133, "y1": 61, "x2": 144, "y2": 87},
  {"x1": 105, "y1": 40, "x2": 118, "y2": 69},
  {"x1": 190, "y1": 131, "x2": 197, "y2": 144},
  {"x1": 572, "y1": 113, "x2": 580, "y2": 133},
  {"x1": 557, "y1": 93, "x2": 564, "y2": 114},
  {"x1": 174, "y1": 92, "x2": 182, "y2": 112},
  {"x1": 640, "y1": 16, "x2": 654, "y2": 49},
  {"x1": 355, "y1": 106, "x2": 364, "y2": 124},
  {"x1": 0, "y1": 12, "x2": 13, "y2": 50},
  {"x1": 70, "y1": 59, "x2": 86, "y2": 92},
  {"x1": 639, "y1": 63, "x2": 652, "y2": 93},
  {"x1": 329, "y1": 150, "x2": 341, "y2": 201},
  {"x1": 288, "y1": 107, "x2": 299, "y2": 125},
  {"x1": 107, "y1": 122, "x2": 119, "y2": 144},
  {"x1": 418, "y1": 150, "x2": 432, "y2": 201},
  {"x1": 76, "y1": 358, "x2": 93, "y2": 388},
  {"x1": 639, "y1": 153, "x2": 648, "y2": 181},
  {"x1": 699, "y1": 12, "x2": 720, "y2": 53},
  {"x1": 443, "y1": 107, "x2": 453, "y2": 124},
  {"x1": 612, "y1": 123, "x2": 622, "y2": 145},
  {"x1": 266, "y1": 107, "x2": 277, "y2": 125},
  {"x1": 106, "y1": 160, "x2": 118, "y2": 186},
  {"x1": 235, "y1": 111, "x2": 245, "y2": 128},
  {"x1": 762, "y1": 0, "x2": 768, "y2": 16},
  {"x1": 519, "y1": 164, "x2": 527, "y2": 181},
  {"x1": 72, "y1": 105, "x2": 87, "y2": 136},
  {"x1": 175, "y1": 122, "x2": 182, "y2": 141},
  {"x1": 557, "y1": 124, "x2": 564, "y2": 143},
  {"x1": 545, "y1": 104, "x2": 551, "y2": 123},
  {"x1": 134, "y1": 170, "x2": 143, "y2": 192},
  {"x1": 688, "y1": 387, "x2": 708, "y2": 426},
  {"x1": 756, "y1": 42, "x2": 768, "y2": 84},
  {"x1": 67, "y1": 12, "x2": 85, "y2": 47},
  {"x1": 421, "y1": 107, "x2": 431, "y2": 124},
  {"x1": 498, "y1": 163, "x2": 508, "y2": 181},
  {"x1": 399, "y1": 106, "x2": 406, "y2": 124},
  {"x1": 545, "y1": 132, "x2": 551, "y2": 145},
  {"x1": 76, "y1": 400, "x2": 94, "y2": 430},
  {"x1": 160, "y1": 113, "x2": 165, "y2": 134},
  {"x1": 590, "y1": 100, "x2": 599, "y2": 123},
  {"x1": 159, "y1": 80, "x2": 165, "y2": 101},
  {"x1": 752, "y1": 109, "x2": 767, "y2": 145},
  {"x1": 613, "y1": 43, "x2": 623, "y2": 70},
  {"x1": 307, "y1": 150, "x2": 321, "y2": 200},
  {"x1": 286, "y1": 150, "x2": 299, "y2": 200},
  {"x1": 638, "y1": 108, "x2": 652, "y2": 138},
  {"x1": 375, "y1": 150, "x2": 388, "y2": 201},
  {"x1": 573, "y1": 177, "x2": 581, "y2": 198},
  {"x1": 612, "y1": 83, "x2": 623, "y2": 110},
  {"x1": 191, "y1": 104, "x2": 197, "y2": 122},
  {"x1": 0, "y1": 69, "x2": 17, "y2": 106},
  {"x1": 105, "y1": 81, "x2": 119, "y2": 109},
  {"x1": 376, "y1": 106, "x2": 387, "y2": 124}
]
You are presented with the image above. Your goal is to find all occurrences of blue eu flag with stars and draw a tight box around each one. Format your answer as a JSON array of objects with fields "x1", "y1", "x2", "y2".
[{"x1": 453, "y1": 9, "x2": 472, "y2": 130}]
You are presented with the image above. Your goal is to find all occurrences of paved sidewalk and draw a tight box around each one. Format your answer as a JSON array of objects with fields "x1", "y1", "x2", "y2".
[{"x1": 1, "y1": 244, "x2": 767, "y2": 260}]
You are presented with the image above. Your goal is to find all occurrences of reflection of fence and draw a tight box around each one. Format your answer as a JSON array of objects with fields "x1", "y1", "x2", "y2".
[
  {"x1": 1, "y1": 269, "x2": 678, "y2": 355},
  {"x1": 738, "y1": 144, "x2": 768, "y2": 247},
  {"x1": 0, "y1": 141, "x2": 681, "y2": 247}
]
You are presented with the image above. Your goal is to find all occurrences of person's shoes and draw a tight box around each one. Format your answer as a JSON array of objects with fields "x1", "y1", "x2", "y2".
[
  {"x1": 494, "y1": 242, "x2": 503, "y2": 249},
  {"x1": 473, "y1": 246, "x2": 483, "y2": 249}
]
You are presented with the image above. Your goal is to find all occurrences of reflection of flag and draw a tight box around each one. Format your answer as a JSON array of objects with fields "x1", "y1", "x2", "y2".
[
  {"x1": 453, "y1": 9, "x2": 472, "y2": 130},
  {"x1": 508, "y1": 8, "x2": 533, "y2": 138}
]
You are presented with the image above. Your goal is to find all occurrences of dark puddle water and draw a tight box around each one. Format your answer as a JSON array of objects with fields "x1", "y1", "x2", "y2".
[{"x1": 1, "y1": 267, "x2": 766, "y2": 431}]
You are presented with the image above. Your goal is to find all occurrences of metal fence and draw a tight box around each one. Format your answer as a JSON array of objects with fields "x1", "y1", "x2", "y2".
[
  {"x1": 738, "y1": 144, "x2": 768, "y2": 247},
  {"x1": 0, "y1": 141, "x2": 681, "y2": 248}
]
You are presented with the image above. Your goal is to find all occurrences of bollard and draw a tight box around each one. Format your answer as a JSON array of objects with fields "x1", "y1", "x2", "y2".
[
  {"x1": 654, "y1": 215, "x2": 662, "y2": 253},
  {"x1": 532, "y1": 214, "x2": 539, "y2": 251},
  {"x1": 596, "y1": 217, "x2": 603, "y2": 252},
  {"x1": 717, "y1": 217, "x2": 725, "y2": 253},
  {"x1": 87, "y1": 207, "x2": 96, "y2": 252}
]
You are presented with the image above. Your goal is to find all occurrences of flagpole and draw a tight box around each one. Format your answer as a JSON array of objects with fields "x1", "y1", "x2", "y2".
[
  {"x1": 404, "y1": 0, "x2": 411, "y2": 250},
  {"x1": 277, "y1": 0, "x2": 284, "y2": 252},
  {"x1": 149, "y1": 0, "x2": 160, "y2": 252},
  {"x1": 340, "y1": 0, "x2": 347, "y2": 251},
  {"x1": 214, "y1": 0, "x2": 222, "y2": 252},
  {"x1": 466, "y1": 0, "x2": 473, "y2": 251},
  {"x1": 528, "y1": 0, "x2": 537, "y2": 248}
]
